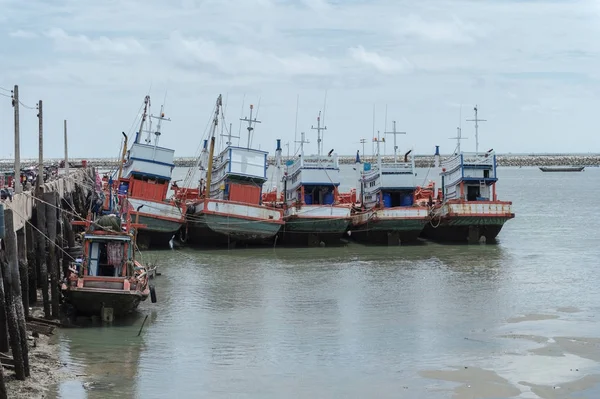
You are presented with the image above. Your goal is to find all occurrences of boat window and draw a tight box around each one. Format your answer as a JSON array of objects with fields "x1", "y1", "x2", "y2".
[
  {"x1": 484, "y1": 170, "x2": 490, "y2": 178},
  {"x1": 93, "y1": 241, "x2": 124, "y2": 277}
]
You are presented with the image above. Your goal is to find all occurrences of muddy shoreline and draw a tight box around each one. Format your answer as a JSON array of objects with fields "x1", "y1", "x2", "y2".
[{"x1": 5, "y1": 307, "x2": 72, "y2": 399}]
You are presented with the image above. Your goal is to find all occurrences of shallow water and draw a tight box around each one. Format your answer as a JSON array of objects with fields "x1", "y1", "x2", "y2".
[{"x1": 49, "y1": 166, "x2": 600, "y2": 398}]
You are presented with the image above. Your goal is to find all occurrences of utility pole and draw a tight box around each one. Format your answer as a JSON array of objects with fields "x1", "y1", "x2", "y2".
[
  {"x1": 360, "y1": 138, "x2": 366, "y2": 158},
  {"x1": 466, "y1": 105, "x2": 486, "y2": 154},
  {"x1": 239, "y1": 104, "x2": 261, "y2": 149},
  {"x1": 64, "y1": 120, "x2": 69, "y2": 176},
  {"x1": 37, "y1": 100, "x2": 43, "y2": 189},
  {"x1": 311, "y1": 111, "x2": 327, "y2": 156},
  {"x1": 12, "y1": 85, "x2": 21, "y2": 194},
  {"x1": 384, "y1": 121, "x2": 406, "y2": 163}
]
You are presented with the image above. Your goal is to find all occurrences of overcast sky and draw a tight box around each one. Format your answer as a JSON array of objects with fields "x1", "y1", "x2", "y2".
[{"x1": 1, "y1": 0, "x2": 600, "y2": 159}]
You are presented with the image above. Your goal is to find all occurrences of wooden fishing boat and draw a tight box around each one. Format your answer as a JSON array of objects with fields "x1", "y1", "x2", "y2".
[
  {"x1": 277, "y1": 112, "x2": 351, "y2": 246},
  {"x1": 539, "y1": 166, "x2": 585, "y2": 172},
  {"x1": 421, "y1": 106, "x2": 515, "y2": 243},
  {"x1": 350, "y1": 126, "x2": 429, "y2": 245},
  {"x1": 181, "y1": 96, "x2": 284, "y2": 247},
  {"x1": 62, "y1": 207, "x2": 155, "y2": 318},
  {"x1": 113, "y1": 95, "x2": 186, "y2": 249}
]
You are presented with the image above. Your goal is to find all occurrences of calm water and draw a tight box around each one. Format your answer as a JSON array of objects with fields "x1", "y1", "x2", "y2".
[{"x1": 50, "y1": 166, "x2": 600, "y2": 399}]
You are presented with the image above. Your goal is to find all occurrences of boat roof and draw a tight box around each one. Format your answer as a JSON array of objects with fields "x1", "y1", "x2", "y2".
[{"x1": 84, "y1": 234, "x2": 131, "y2": 242}]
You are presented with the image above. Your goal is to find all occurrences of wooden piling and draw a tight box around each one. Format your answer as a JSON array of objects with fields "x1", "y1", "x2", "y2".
[
  {"x1": 44, "y1": 192, "x2": 60, "y2": 318},
  {"x1": 25, "y1": 221, "x2": 37, "y2": 305},
  {"x1": 35, "y1": 185, "x2": 50, "y2": 319},
  {"x1": 17, "y1": 228, "x2": 28, "y2": 317},
  {"x1": 1, "y1": 209, "x2": 28, "y2": 379}
]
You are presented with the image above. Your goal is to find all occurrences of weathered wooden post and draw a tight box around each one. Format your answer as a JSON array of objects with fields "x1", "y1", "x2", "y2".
[
  {"x1": 44, "y1": 192, "x2": 59, "y2": 318},
  {"x1": 35, "y1": 182, "x2": 50, "y2": 318},
  {"x1": 2, "y1": 209, "x2": 28, "y2": 379},
  {"x1": 25, "y1": 221, "x2": 37, "y2": 305},
  {"x1": 17, "y1": 228, "x2": 28, "y2": 317},
  {"x1": 0, "y1": 204, "x2": 9, "y2": 354}
]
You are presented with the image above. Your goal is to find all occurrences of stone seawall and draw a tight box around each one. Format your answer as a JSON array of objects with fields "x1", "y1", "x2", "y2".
[{"x1": 2, "y1": 154, "x2": 599, "y2": 170}]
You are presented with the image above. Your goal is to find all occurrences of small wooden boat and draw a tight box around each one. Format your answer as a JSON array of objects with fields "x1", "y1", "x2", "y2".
[
  {"x1": 62, "y1": 208, "x2": 155, "y2": 318},
  {"x1": 539, "y1": 166, "x2": 585, "y2": 172}
]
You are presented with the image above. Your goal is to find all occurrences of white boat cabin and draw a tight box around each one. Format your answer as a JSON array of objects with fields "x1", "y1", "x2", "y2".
[
  {"x1": 441, "y1": 151, "x2": 497, "y2": 201},
  {"x1": 120, "y1": 141, "x2": 176, "y2": 201},
  {"x1": 283, "y1": 154, "x2": 341, "y2": 206},
  {"x1": 84, "y1": 234, "x2": 132, "y2": 278},
  {"x1": 360, "y1": 159, "x2": 417, "y2": 209},
  {"x1": 209, "y1": 146, "x2": 268, "y2": 205}
]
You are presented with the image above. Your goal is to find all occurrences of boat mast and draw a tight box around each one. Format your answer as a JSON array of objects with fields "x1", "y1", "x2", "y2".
[
  {"x1": 466, "y1": 105, "x2": 486, "y2": 154},
  {"x1": 295, "y1": 131, "x2": 309, "y2": 158},
  {"x1": 117, "y1": 132, "x2": 128, "y2": 181},
  {"x1": 311, "y1": 111, "x2": 327, "y2": 156},
  {"x1": 220, "y1": 120, "x2": 239, "y2": 147},
  {"x1": 204, "y1": 95, "x2": 223, "y2": 198},
  {"x1": 275, "y1": 139, "x2": 282, "y2": 199},
  {"x1": 150, "y1": 105, "x2": 171, "y2": 148},
  {"x1": 136, "y1": 95, "x2": 150, "y2": 144},
  {"x1": 384, "y1": 120, "x2": 406, "y2": 163},
  {"x1": 240, "y1": 104, "x2": 261, "y2": 149}
]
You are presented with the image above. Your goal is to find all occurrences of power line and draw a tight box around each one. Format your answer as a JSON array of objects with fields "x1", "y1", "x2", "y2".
[
  {"x1": 0, "y1": 92, "x2": 11, "y2": 98},
  {"x1": 0, "y1": 87, "x2": 11, "y2": 92},
  {"x1": 18, "y1": 100, "x2": 36, "y2": 110}
]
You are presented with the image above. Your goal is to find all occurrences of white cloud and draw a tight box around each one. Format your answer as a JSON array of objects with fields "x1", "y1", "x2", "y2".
[
  {"x1": 169, "y1": 32, "x2": 334, "y2": 78},
  {"x1": 393, "y1": 14, "x2": 478, "y2": 44},
  {"x1": 1, "y1": 0, "x2": 600, "y2": 158},
  {"x1": 44, "y1": 28, "x2": 146, "y2": 55},
  {"x1": 348, "y1": 45, "x2": 411, "y2": 74},
  {"x1": 9, "y1": 30, "x2": 38, "y2": 38}
]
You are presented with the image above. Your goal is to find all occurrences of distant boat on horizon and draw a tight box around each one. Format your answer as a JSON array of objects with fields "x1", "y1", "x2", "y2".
[{"x1": 539, "y1": 166, "x2": 585, "y2": 172}]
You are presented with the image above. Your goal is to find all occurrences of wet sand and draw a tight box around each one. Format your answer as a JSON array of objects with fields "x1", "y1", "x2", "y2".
[{"x1": 420, "y1": 311, "x2": 600, "y2": 398}]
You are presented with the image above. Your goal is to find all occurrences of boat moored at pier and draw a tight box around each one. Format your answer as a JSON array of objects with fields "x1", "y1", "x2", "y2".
[
  {"x1": 278, "y1": 113, "x2": 351, "y2": 246},
  {"x1": 111, "y1": 95, "x2": 185, "y2": 249},
  {"x1": 351, "y1": 132, "x2": 430, "y2": 245},
  {"x1": 183, "y1": 96, "x2": 284, "y2": 247}
]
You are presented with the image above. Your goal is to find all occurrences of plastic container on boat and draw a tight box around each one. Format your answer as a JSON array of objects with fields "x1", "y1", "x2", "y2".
[
  {"x1": 118, "y1": 182, "x2": 129, "y2": 195},
  {"x1": 383, "y1": 193, "x2": 392, "y2": 208},
  {"x1": 304, "y1": 194, "x2": 313, "y2": 205},
  {"x1": 323, "y1": 192, "x2": 334, "y2": 205},
  {"x1": 364, "y1": 162, "x2": 371, "y2": 172},
  {"x1": 401, "y1": 195, "x2": 413, "y2": 206}
]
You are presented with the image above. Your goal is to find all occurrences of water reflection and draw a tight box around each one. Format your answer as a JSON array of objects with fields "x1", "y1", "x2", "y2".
[{"x1": 52, "y1": 313, "x2": 148, "y2": 399}]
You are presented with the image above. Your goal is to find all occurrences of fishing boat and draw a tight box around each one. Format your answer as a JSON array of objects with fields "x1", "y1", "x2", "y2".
[
  {"x1": 350, "y1": 124, "x2": 429, "y2": 245},
  {"x1": 113, "y1": 95, "x2": 186, "y2": 249},
  {"x1": 421, "y1": 106, "x2": 515, "y2": 243},
  {"x1": 278, "y1": 112, "x2": 351, "y2": 246},
  {"x1": 183, "y1": 95, "x2": 284, "y2": 247},
  {"x1": 62, "y1": 205, "x2": 155, "y2": 318},
  {"x1": 539, "y1": 166, "x2": 585, "y2": 172}
]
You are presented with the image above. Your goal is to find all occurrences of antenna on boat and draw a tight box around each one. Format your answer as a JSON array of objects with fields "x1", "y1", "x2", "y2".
[
  {"x1": 311, "y1": 111, "x2": 327, "y2": 156},
  {"x1": 293, "y1": 95, "x2": 300, "y2": 154},
  {"x1": 384, "y1": 121, "x2": 406, "y2": 163},
  {"x1": 136, "y1": 95, "x2": 150, "y2": 144},
  {"x1": 240, "y1": 104, "x2": 261, "y2": 149},
  {"x1": 296, "y1": 131, "x2": 310, "y2": 158},
  {"x1": 221, "y1": 120, "x2": 239, "y2": 147},
  {"x1": 449, "y1": 125, "x2": 467, "y2": 154},
  {"x1": 149, "y1": 104, "x2": 171, "y2": 147},
  {"x1": 466, "y1": 105, "x2": 486, "y2": 154}
]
